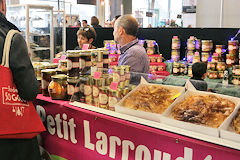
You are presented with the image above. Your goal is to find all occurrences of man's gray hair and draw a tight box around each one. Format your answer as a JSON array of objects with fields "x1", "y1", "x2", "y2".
[{"x1": 116, "y1": 15, "x2": 138, "y2": 37}]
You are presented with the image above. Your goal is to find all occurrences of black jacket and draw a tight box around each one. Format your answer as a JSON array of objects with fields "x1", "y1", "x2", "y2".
[
  {"x1": 0, "y1": 12, "x2": 41, "y2": 160},
  {"x1": 0, "y1": 12, "x2": 39, "y2": 101},
  {"x1": 189, "y1": 77, "x2": 208, "y2": 91}
]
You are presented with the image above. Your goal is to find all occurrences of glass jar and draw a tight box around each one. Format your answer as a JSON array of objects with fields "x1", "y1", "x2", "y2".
[
  {"x1": 67, "y1": 76, "x2": 80, "y2": 101},
  {"x1": 80, "y1": 51, "x2": 92, "y2": 73},
  {"x1": 59, "y1": 60, "x2": 67, "y2": 70},
  {"x1": 195, "y1": 39, "x2": 201, "y2": 50},
  {"x1": 124, "y1": 65, "x2": 131, "y2": 86},
  {"x1": 93, "y1": 78, "x2": 103, "y2": 107},
  {"x1": 201, "y1": 52, "x2": 210, "y2": 63},
  {"x1": 228, "y1": 40, "x2": 239, "y2": 54},
  {"x1": 84, "y1": 76, "x2": 93, "y2": 105},
  {"x1": 212, "y1": 56, "x2": 219, "y2": 63},
  {"x1": 41, "y1": 69, "x2": 57, "y2": 96},
  {"x1": 202, "y1": 40, "x2": 213, "y2": 52},
  {"x1": 216, "y1": 62, "x2": 226, "y2": 71},
  {"x1": 150, "y1": 56, "x2": 157, "y2": 63},
  {"x1": 226, "y1": 54, "x2": 234, "y2": 67},
  {"x1": 171, "y1": 50, "x2": 180, "y2": 62},
  {"x1": 215, "y1": 45, "x2": 225, "y2": 54},
  {"x1": 99, "y1": 87, "x2": 109, "y2": 109},
  {"x1": 157, "y1": 65, "x2": 165, "y2": 71},
  {"x1": 173, "y1": 63, "x2": 180, "y2": 76},
  {"x1": 188, "y1": 64, "x2": 193, "y2": 77},
  {"x1": 233, "y1": 65, "x2": 240, "y2": 76},
  {"x1": 232, "y1": 76, "x2": 239, "y2": 85},
  {"x1": 172, "y1": 37, "x2": 180, "y2": 50},
  {"x1": 187, "y1": 39, "x2": 195, "y2": 51},
  {"x1": 157, "y1": 55, "x2": 163, "y2": 63},
  {"x1": 56, "y1": 68, "x2": 68, "y2": 75},
  {"x1": 147, "y1": 40, "x2": 155, "y2": 48},
  {"x1": 48, "y1": 74, "x2": 67, "y2": 100},
  {"x1": 108, "y1": 88, "x2": 122, "y2": 111},
  {"x1": 147, "y1": 47, "x2": 155, "y2": 55},
  {"x1": 208, "y1": 70, "x2": 218, "y2": 79},
  {"x1": 67, "y1": 51, "x2": 80, "y2": 77},
  {"x1": 192, "y1": 55, "x2": 200, "y2": 64},
  {"x1": 34, "y1": 65, "x2": 44, "y2": 80},
  {"x1": 119, "y1": 65, "x2": 126, "y2": 89},
  {"x1": 113, "y1": 66, "x2": 121, "y2": 83},
  {"x1": 218, "y1": 71, "x2": 224, "y2": 79},
  {"x1": 207, "y1": 62, "x2": 216, "y2": 70},
  {"x1": 187, "y1": 51, "x2": 194, "y2": 63},
  {"x1": 180, "y1": 63, "x2": 186, "y2": 75}
]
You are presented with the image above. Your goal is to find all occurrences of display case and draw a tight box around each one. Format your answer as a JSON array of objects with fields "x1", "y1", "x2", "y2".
[{"x1": 6, "y1": 4, "x2": 54, "y2": 62}]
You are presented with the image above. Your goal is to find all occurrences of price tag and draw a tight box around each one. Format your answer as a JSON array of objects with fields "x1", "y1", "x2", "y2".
[
  {"x1": 82, "y1": 44, "x2": 90, "y2": 50},
  {"x1": 110, "y1": 82, "x2": 118, "y2": 90},
  {"x1": 213, "y1": 53, "x2": 218, "y2": 57},
  {"x1": 60, "y1": 55, "x2": 66, "y2": 60},
  {"x1": 53, "y1": 58, "x2": 60, "y2": 63},
  {"x1": 94, "y1": 72, "x2": 102, "y2": 79}
]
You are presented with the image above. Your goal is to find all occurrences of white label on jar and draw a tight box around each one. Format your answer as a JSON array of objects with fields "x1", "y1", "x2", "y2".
[
  {"x1": 109, "y1": 96, "x2": 118, "y2": 107},
  {"x1": 229, "y1": 45, "x2": 234, "y2": 50},
  {"x1": 173, "y1": 68, "x2": 179, "y2": 73},
  {"x1": 202, "y1": 45, "x2": 207, "y2": 50},
  {"x1": 99, "y1": 93, "x2": 108, "y2": 105},
  {"x1": 113, "y1": 73, "x2": 120, "y2": 83},
  {"x1": 41, "y1": 80, "x2": 48, "y2": 89},
  {"x1": 79, "y1": 58, "x2": 86, "y2": 69},
  {"x1": 236, "y1": 69, "x2": 240, "y2": 75},
  {"x1": 226, "y1": 59, "x2": 231, "y2": 64},
  {"x1": 72, "y1": 62, "x2": 79, "y2": 68},
  {"x1": 93, "y1": 86, "x2": 99, "y2": 97},
  {"x1": 216, "y1": 48, "x2": 222, "y2": 54},
  {"x1": 86, "y1": 61, "x2": 92, "y2": 67},
  {"x1": 67, "y1": 84, "x2": 75, "y2": 95},
  {"x1": 172, "y1": 43, "x2": 178, "y2": 49},
  {"x1": 67, "y1": 59, "x2": 73, "y2": 70},
  {"x1": 84, "y1": 85, "x2": 92, "y2": 96}
]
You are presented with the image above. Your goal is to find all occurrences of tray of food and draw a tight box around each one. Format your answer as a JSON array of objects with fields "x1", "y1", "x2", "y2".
[
  {"x1": 115, "y1": 82, "x2": 185, "y2": 122},
  {"x1": 160, "y1": 90, "x2": 239, "y2": 137}
]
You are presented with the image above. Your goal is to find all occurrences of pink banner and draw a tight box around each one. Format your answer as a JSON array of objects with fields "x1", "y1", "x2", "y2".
[{"x1": 34, "y1": 96, "x2": 240, "y2": 160}]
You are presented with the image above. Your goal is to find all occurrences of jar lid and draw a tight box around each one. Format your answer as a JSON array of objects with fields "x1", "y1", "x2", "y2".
[
  {"x1": 208, "y1": 62, "x2": 216, "y2": 64},
  {"x1": 59, "y1": 60, "x2": 67, "y2": 63},
  {"x1": 216, "y1": 45, "x2": 225, "y2": 48},
  {"x1": 41, "y1": 69, "x2": 56, "y2": 74},
  {"x1": 51, "y1": 74, "x2": 67, "y2": 80}
]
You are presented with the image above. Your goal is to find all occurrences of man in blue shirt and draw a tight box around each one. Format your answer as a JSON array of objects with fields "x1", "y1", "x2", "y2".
[{"x1": 113, "y1": 15, "x2": 149, "y2": 84}]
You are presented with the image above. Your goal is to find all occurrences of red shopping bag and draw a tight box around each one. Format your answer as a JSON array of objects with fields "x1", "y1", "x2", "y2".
[{"x1": 0, "y1": 30, "x2": 45, "y2": 139}]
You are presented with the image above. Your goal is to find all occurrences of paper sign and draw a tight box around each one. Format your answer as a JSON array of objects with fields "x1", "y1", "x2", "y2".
[
  {"x1": 110, "y1": 82, "x2": 118, "y2": 90},
  {"x1": 60, "y1": 55, "x2": 66, "y2": 60},
  {"x1": 53, "y1": 58, "x2": 60, "y2": 63},
  {"x1": 82, "y1": 44, "x2": 90, "y2": 50},
  {"x1": 94, "y1": 72, "x2": 102, "y2": 79},
  {"x1": 213, "y1": 53, "x2": 218, "y2": 57}
]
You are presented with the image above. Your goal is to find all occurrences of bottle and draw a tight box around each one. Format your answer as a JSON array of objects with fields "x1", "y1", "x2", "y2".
[{"x1": 222, "y1": 70, "x2": 229, "y2": 86}]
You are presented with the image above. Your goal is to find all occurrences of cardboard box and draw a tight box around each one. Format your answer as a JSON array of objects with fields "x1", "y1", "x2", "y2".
[{"x1": 160, "y1": 90, "x2": 240, "y2": 137}]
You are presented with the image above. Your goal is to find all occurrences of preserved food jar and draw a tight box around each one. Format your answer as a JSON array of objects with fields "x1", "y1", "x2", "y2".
[
  {"x1": 171, "y1": 50, "x2": 180, "y2": 62},
  {"x1": 195, "y1": 39, "x2": 201, "y2": 50},
  {"x1": 216, "y1": 62, "x2": 226, "y2": 71},
  {"x1": 49, "y1": 74, "x2": 67, "y2": 100},
  {"x1": 108, "y1": 88, "x2": 122, "y2": 111},
  {"x1": 207, "y1": 62, "x2": 216, "y2": 70},
  {"x1": 228, "y1": 40, "x2": 239, "y2": 54},
  {"x1": 157, "y1": 65, "x2": 165, "y2": 71},
  {"x1": 67, "y1": 76, "x2": 80, "y2": 101},
  {"x1": 218, "y1": 71, "x2": 224, "y2": 79},
  {"x1": 187, "y1": 39, "x2": 195, "y2": 51},
  {"x1": 233, "y1": 65, "x2": 240, "y2": 76},
  {"x1": 226, "y1": 54, "x2": 234, "y2": 67},
  {"x1": 80, "y1": 51, "x2": 92, "y2": 73},
  {"x1": 147, "y1": 47, "x2": 154, "y2": 55},
  {"x1": 232, "y1": 76, "x2": 239, "y2": 85},
  {"x1": 173, "y1": 63, "x2": 180, "y2": 76},
  {"x1": 201, "y1": 52, "x2": 210, "y2": 63},
  {"x1": 113, "y1": 66, "x2": 121, "y2": 83},
  {"x1": 215, "y1": 45, "x2": 225, "y2": 54},
  {"x1": 119, "y1": 65, "x2": 126, "y2": 89},
  {"x1": 188, "y1": 64, "x2": 193, "y2": 77},
  {"x1": 99, "y1": 87, "x2": 109, "y2": 109},
  {"x1": 56, "y1": 68, "x2": 68, "y2": 75},
  {"x1": 41, "y1": 69, "x2": 57, "y2": 96},
  {"x1": 202, "y1": 40, "x2": 213, "y2": 52},
  {"x1": 180, "y1": 63, "x2": 186, "y2": 75},
  {"x1": 93, "y1": 78, "x2": 103, "y2": 107},
  {"x1": 84, "y1": 76, "x2": 93, "y2": 105},
  {"x1": 212, "y1": 56, "x2": 219, "y2": 63},
  {"x1": 208, "y1": 70, "x2": 218, "y2": 79},
  {"x1": 59, "y1": 60, "x2": 67, "y2": 70},
  {"x1": 67, "y1": 51, "x2": 80, "y2": 77},
  {"x1": 157, "y1": 55, "x2": 163, "y2": 63},
  {"x1": 172, "y1": 36, "x2": 180, "y2": 50},
  {"x1": 192, "y1": 55, "x2": 200, "y2": 64},
  {"x1": 187, "y1": 51, "x2": 194, "y2": 63},
  {"x1": 150, "y1": 56, "x2": 157, "y2": 63},
  {"x1": 146, "y1": 40, "x2": 155, "y2": 48},
  {"x1": 125, "y1": 65, "x2": 131, "y2": 86}
]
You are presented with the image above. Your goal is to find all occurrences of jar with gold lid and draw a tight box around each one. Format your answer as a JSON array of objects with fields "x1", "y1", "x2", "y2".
[
  {"x1": 215, "y1": 45, "x2": 225, "y2": 54},
  {"x1": 84, "y1": 76, "x2": 93, "y2": 105},
  {"x1": 59, "y1": 60, "x2": 67, "y2": 70},
  {"x1": 212, "y1": 56, "x2": 219, "y2": 63},
  {"x1": 216, "y1": 62, "x2": 226, "y2": 71},
  {"x1": 49, "y1": 74, "x2": 67, "y2": 100},
  {"x1": 41, "y1": 69, "x2": 57, "y2": 96},
  {"x1": 208, "y1": 70, "x2": 218, "y2": 79},
  {"x1": 171, "y1": 50, "x2": 180, "y2": 62},
  {"x1": 66, "y1": 51, "x2": 80, "y2": 77},
  {"x1": 173, "y1": 63, "x2": 180, "y2": 76},
  {"x1": 187, "y1": 51, "x2": 194, "y2": 63},
  {"x1": 108, "y1": 88, "x2": 122, "y2": 111},
  {"x1": 192, "y1": 55, "x2": 200, "y2": 64},
  {"x1": 201, "y1": 52, "x2": 210, "y2": 63},
  {"x1": 67, "y1": 76, "x2": 80, "y2": 101},
  {"x1": 180, "y1": 63, "x2": 186, "y2": 75},
  {"x1": 195, "y1": 39, "x2": 201, "y2": 50},
  {"x1": 226, "y1": 54, "x2": 234, "y2": 67},
  {"x1": 202, "y1": 40, "x2": 213, "y2": 52},
  {"x1": 207, "y1": 62, "x2": 216, "y2": 70}
]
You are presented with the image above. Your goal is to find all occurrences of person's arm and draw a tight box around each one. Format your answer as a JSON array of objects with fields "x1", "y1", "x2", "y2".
[
  {"x1": 9, "y1": 33, "x2": 39, "y2": 101},
  {"x1": 123, "y1": 55, "x2": 143, "y2": 73}
]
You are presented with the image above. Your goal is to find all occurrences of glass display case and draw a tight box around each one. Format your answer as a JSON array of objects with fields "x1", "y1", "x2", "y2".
[{"x1": 6, "y1": 4, "x2": 54, "y2": 62}]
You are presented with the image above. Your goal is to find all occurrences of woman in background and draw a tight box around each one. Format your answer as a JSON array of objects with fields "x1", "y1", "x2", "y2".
[{"x1": 75, "y1": 27, "x2": 97, "y2": 50}]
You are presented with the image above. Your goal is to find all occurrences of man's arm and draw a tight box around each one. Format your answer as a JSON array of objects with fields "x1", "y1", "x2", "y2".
[{"x1": 9, "y1": 33, "x2": 39, "y2": 101}]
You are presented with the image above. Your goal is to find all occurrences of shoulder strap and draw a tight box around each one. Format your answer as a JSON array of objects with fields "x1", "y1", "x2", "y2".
[{"x1": 1, "y1": 30, "x2": 20, "y2": 68}]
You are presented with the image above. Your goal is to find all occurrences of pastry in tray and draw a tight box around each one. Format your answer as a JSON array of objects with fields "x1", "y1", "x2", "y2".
[
  {"x1": 232, "y1": 110, "x2": 240, "y2": 134},
  {"x1": 122, "y1": 84, "x2": 180, "y2": 114},
  {"x1": 171, "y1": 95, "x2": 235, "y2": 128}
]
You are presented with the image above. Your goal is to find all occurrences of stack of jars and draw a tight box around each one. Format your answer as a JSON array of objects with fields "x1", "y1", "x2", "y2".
[
  {"x1": 146, "y1": 40, "x2": 156, "y2": 55},
  {"x1": 172, "y1": 61, "x2": 187, "y2": 76},
  {"x1": 201, "y1": 40, "x2": 213, "y2": 63},
  {"x1": 186, "y1": 36, "x2": 195, "y2": 63},
  {"x1": 171, "y1": 36, "x2": 180, "y2": 62},
  {"x1": 215, "y1": 45, "x2": 226, "y2": 62},
  {"x1": 207, "y1": 59, "x2": 226, "y2": 79},
  {"x1": 226, "y1": 40, "x2": 239, "y2": 68},
  {"x1": 232, "y1": 65, "x2": 240, "y2": 85}
]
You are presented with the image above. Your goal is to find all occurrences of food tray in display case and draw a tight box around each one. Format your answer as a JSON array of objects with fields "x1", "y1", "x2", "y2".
[
  {"x1": 220, "y1": 108, "x2": 240, "y2": 143},
  {"x1": 160, "y1": 90, "x2": 240, "y2": 137},
  {"x1": 115, "y1": 79, "x2": 185, "y2": 122}
]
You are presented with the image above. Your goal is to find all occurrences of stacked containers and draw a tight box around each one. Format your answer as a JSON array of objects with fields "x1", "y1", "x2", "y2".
[
  {"x1": 186, "y1": 36, "x2": 195, "y2": 63},
  {"x1": 201, "y1": 40, "x2": 213, "y2": 63},
  {"x1": 227, "y1": 40, "x2": 239, "y2": 67},
  {"x1": 171, "y1": 36, "x2": 180, "y2": 62},
  {"x1": 146, "y1": 40, "x2": 156, "y2": 55}
]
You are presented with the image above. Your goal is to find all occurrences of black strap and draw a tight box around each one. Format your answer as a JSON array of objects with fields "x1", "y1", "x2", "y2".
[{"x1": 121, "y1": 41, "x2": 138, "y2": 55}]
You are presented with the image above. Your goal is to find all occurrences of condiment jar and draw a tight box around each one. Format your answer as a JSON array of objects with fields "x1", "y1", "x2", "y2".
[
  {"x1": 192, "y1": 55, "x2": 200, "y2": 64},
  {"x1": 218, "y1": 71, "x2": 224, "y2": 79},
  {"x1": 232, "y1": 76, "x2": 239, "y2": 85},
  {"x1": 226, "y1": 54, "x2": 234, "y2": 67},
  {"x1": 67, "y1": 76, "x2": 80, "y2": 101},
  {"x1": 59, "y1": 60, "x2": 67, "y2": 70},
  {"x1": 195, "y1": 39, "x2": 201, "y2": 50},
  {"x1": 99, "y1": 87, "x2": 109, "y2": 109},
  {"x1": 212, "y1": 56, "x2": 219, "y2": 63},
  {"x1": 124, "y1": 65, "x2": 131, "y2": 86},
  {"x1": 201, "y1": 52, "x2": 209, "y2": 63},
  {"x1": 228, "y1": 40, "x2": 239, "y2": 54},
  {"x1": 147, "y1": 40, "x2": 155, "y2": 48},
  {"x1": 108, "y1": 88, "x2": 122, "y2": 111},
  {"x1": 233, "y1": 65, "x2": 240, "y2": 76},
  {"x1": 41, "y1": 69, "x2": 57, "y2": 96},
  {"x1": 188, "y1": 64, "x2": 193, "y2": 77},
  {"x1": 216, "y1": 62, "x2": 226, "y2": 71},
  {"x1": 180, "y1": 63, "x2": 185, "y2": 75},
  {"x1": 48, "y1": 74, "x2": 67, "y2": 100},
  {"x1": 66, "y1": 51, "x2": 80, "y2": 77},
  {"x1": 215, "y1": 45, "x2": 225, "y2": 54},
  {"x1": 147, "y1": 47, "x2": 154, "y2": 55},
  {"x1": 84, "y1": 76, "x2": 93, "y2": 105},
  {"x1": 202, "y1": 40, "x2": 213, "y2": 52},
  {"x1": 187, "y1": 51, "x2": 194, "y2": 63},
  {"x1": 172, "y1": 36, "x2": 180, "y2": 50},
  {"x1": 171, "y1": 50, "x2": 180, "y2": 62},
  {"x1": 187, "y1": 39, "x2": 195, "y2": 51},
  {"x1": 173, "y1": 63, "x2": 180, "y2": 76},
  {"x1": 207, "y1": 62, "x2": 216, "y2": 70},
  {"x1": 208, "y1": 70, "x2": 218, "y2": 79}
]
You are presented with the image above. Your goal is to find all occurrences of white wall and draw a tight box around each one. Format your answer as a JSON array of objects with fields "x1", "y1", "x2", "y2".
[{"x1": 197, "y1": 0, "x2": 240, "y2": 28}]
